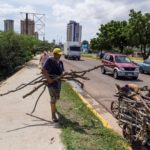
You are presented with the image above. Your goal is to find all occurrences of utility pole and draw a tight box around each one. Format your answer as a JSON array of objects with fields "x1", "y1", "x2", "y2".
[
  {"x1": 20, "y1": 12, "x2": 45, "y2": 40},
  {"x1": 25, "y1": 13, "x2": 28, "y2": 35}
]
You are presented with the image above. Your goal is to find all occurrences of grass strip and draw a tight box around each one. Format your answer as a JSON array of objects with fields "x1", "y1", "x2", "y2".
[
  {"x1": 81, "y1": 53, "x2": 98, "y2": 59},
  {"x1": 129, "y1": 57, "x2": 143, "y2": 63},
  {"x1": 81, "y1": 53, "x2": 143, "y2": 63},
  {"x1": 58, "y1": 81, "x2": 131, "y2": 150}
]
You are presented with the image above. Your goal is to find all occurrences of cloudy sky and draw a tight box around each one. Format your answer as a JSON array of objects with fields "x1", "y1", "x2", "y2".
[{"x1": 0, "y1": 0, "x2": 149, "y2": 43}]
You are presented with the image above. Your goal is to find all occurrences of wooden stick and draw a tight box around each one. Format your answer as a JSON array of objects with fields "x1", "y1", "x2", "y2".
[
  {"x1": 0, "y1": 75, "x2": 43, "y2": 96},
  {"x1": 22, "y1": 83, "x2": 45, "y2": 99},
  {"x1": 31, "y1": 85, "x2": 47, "y2": 114},
  {"x1": 26, "y1": 113, "x2": 51, "y2": 123}
]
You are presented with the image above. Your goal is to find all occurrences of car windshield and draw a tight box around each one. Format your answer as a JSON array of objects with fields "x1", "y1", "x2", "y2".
[
  {"x1": 144, "y1": 59, "x2": 150, "y2": 64},
  {"x1": 115, "y1": 56, "x2": 131, "y2": 63}
]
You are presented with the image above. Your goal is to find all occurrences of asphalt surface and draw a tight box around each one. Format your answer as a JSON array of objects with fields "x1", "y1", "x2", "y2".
[
  {"x1": 63, "y1": 57, "x2": 150, "y2": 150},
  {"x1": 63, "y1": 57, "x2": 150, "y2": 113},
  {"x1": 0, "y1": 55, "x2": 149, "y2": 150}
]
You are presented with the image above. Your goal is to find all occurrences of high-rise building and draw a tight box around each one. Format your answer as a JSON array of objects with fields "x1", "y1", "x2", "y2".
[
  {"x1": 67, "y1": 20, "x2": 82, "y2": 42},
  {"x1": 21, "y1": 19, "x2": 35, "y2": 36},
  {"x1": 4, "y1": 20, "x2": 14, "y2": 32}
]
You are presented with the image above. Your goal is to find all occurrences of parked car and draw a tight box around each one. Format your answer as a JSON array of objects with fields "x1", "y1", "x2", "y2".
[
  {"x1": 138, "y1": 58, "x2": 150, "y2": 73},
  {"x1": 101, "y1": 53, "x2": 139, "y2": 79}
]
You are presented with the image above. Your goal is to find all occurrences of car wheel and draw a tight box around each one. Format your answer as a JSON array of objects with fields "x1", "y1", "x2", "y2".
[
  {"x1": 101, "y1": 66, "x2": 106, "y2": 74},
  {"x1": 140, "y1": 68, "x2": 144, "y2": 73},
  {"x1": 132, "y1": 76, "x2": 138, "y2": 80},
  {"x1": 113, "y1": 70, "x2": 118, "y2": 79}
]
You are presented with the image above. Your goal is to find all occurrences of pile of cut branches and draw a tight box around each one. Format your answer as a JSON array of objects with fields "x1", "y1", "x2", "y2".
[
  {"x1": 0, "y1": 65, "x2": 102, "y2": 114},
  {"x1": 112, "y1": 84, "x2": 150, "y2": 145}
]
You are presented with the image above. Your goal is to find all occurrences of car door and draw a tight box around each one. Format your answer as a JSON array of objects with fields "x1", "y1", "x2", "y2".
[
  {"x1": 143, "y1": 59, "x2": 150, "y2": 72},
  {"x1": 103, "y1": 54, "x2": 111, "y2": 72},
  {"x1": 108, "y1": 55, "x2": 115, "y2": 73}
]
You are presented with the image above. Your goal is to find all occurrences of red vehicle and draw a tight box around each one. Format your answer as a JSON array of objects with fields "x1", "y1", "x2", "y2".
[{"x1": 101, "y1": 53, "x2": 139, "y2": 80}]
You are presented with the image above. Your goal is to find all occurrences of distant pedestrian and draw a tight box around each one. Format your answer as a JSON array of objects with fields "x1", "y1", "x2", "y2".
[
  {"x1": 42, "y1": 48, "x2": 64, "y2": 122},
  {"x1": 39, "y1": 51, "x2": 49, "y2": 67}
]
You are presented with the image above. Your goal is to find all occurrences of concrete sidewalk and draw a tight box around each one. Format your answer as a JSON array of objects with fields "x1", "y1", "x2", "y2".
[{"x1": 0, "y1": 56, "x2": 64, "y2": 150}]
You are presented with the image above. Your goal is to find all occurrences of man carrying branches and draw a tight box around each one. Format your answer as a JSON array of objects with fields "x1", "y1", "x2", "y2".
[
  {"x1": 0, "y1": 52, "x2": 102, "y2": 116},
  {"x1": 42, "y1": 48, "x2": 64, "y2": 122}
]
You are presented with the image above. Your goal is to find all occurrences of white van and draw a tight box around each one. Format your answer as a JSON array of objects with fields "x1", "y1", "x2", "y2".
[{"x1": 64, "y1": 41, "x2": 81, "y2": 60}]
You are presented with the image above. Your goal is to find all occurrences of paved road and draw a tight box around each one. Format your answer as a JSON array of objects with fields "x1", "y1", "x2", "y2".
[
  {"x1": 63, "y1": 57, "x2": 150, "y2": 113},
  {"x1": 63, "y1": 57, "x2": 150, "y2": 150}
]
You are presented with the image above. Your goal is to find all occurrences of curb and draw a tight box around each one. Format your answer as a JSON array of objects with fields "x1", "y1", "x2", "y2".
[
  {"x1": 71, "y1": 86, "x2": 132, "y2": 150},
  {"x1": 71, "y1": 87, "x2": 112, "y2": 129}
]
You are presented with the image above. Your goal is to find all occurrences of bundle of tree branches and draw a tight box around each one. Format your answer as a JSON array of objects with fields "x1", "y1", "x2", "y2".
[
  {"x1": 113, "y1": 92, "x2": 150, "y2": 145},
  {"x1": 0, "y1": 65, "x2": 102, "y2": 114},
  {"x1": 116, "y1": 86, "x2": 150, "y2": 113}
]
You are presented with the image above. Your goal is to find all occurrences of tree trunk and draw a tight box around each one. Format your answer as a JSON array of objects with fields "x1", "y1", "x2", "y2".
[
  {"x1": 141, "y1": 44, "x2": 150, "y2": 60},
  {"x1": 120, "y1": 45, "x2": 124, "y2": 53}
]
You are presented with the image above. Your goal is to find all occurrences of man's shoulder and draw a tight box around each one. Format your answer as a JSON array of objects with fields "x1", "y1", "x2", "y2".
[
  {"x1": 46, "y1": 57, "x2": 63, "y2": 64},
  {"x1": 46, "y1": 57, "x2": 56, "y2": 65},
  {"x1": 46, "y1": 57, "x2": 53, "y2": 61}
]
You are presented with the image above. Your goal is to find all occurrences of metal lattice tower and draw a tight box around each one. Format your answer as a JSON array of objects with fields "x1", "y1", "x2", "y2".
[{"x1": 20, "y1": 12, "x2": 45, "y2": 41}]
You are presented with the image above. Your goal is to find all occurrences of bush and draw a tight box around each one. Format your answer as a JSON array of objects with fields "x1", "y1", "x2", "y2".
[{"x1": 0, "y1": 31, "x2": 40, "y2": 79}]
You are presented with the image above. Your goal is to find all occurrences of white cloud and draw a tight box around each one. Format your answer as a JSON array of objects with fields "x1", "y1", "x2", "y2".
[
  {"x1": 0, "y1": 3, "x2": 35, "y2": 16},
  {"x1": 52, "y1": 0, "x2": 114, "y2": 22},
  {"x1": 50, "y1": 0, "x2": 118, "y2": 41},
  {"x1": 0, "y1": 3, "x2": 36, "y2": 33},
  {"x1": 0, "y1": 0, "x2": 57, "y2": 7},
  {"x1": 0, "y1": 0, "x2": 150, "y2": 42},
  {"x1": 50, "y1": 0, "x2": 150, "y2": 41}
]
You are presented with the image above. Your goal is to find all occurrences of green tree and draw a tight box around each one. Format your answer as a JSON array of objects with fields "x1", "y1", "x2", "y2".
[
  {"x1": 128, "y1": 9, "x2": 150, "y2": 59},
  {"x1": 90, "y1": 36, "x2": 112, "y2": 52},
  {"x1": 90, "y1": 38, "x2": 99, "y2": 51},
  {"x1": 36, "y1": 40, "x2": 56, "y2": 52},
  {"x1": 97, "y1": 20, "x2": 128, "y2": 53},
  {"x1": 0, "y1": 31, "x2": 40, "y2": 79}
]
